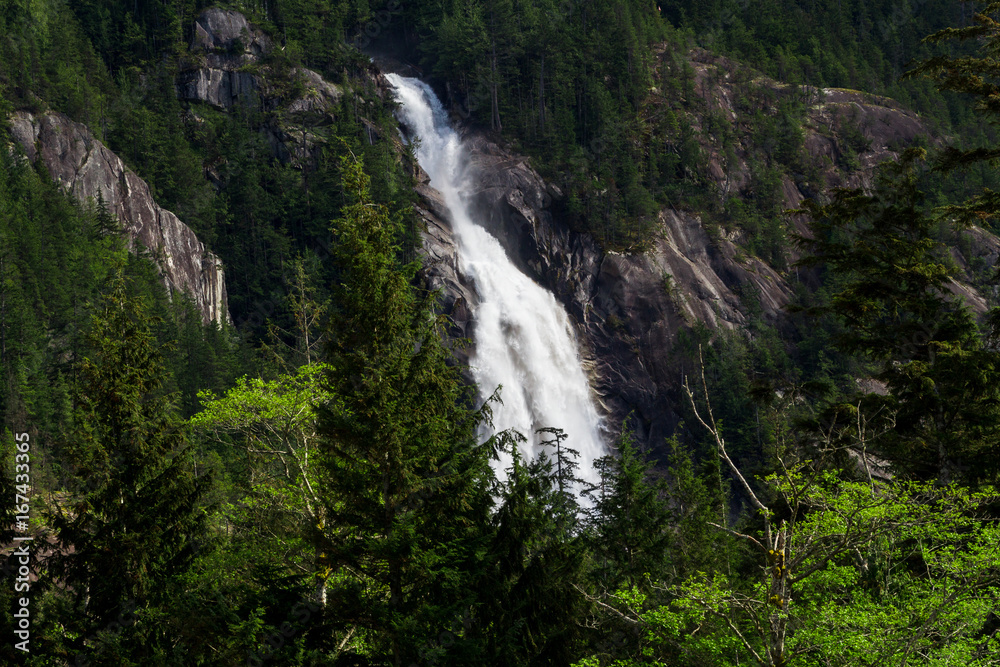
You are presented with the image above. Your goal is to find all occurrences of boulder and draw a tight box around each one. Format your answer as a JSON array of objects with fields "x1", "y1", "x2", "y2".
[
  {"x1": 176, "y1": 68, "x2": 259, "y2": 109},
  {"x1": 177, "y1": 9, "x2": 343, "y2": 167},
  {"x1": 190, "y1": 8, "x2": 271, "y2": 68}
]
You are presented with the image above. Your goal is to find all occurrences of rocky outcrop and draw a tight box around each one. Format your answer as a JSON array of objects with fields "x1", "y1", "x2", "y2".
[
  {"x1": 190, "y1": 8, "x2": 271, "y2": 65},
  {"x1": 414, "y1": 178, "x2": 478, "y2": 349},
  {"x1": 177, "y1": 8, "x2": 269, "y2": 108},
  {"x1": 458, "y1": 134, "x2": 799, "y2": 447},
  {"x1": 177, "y1": 8, "x2": 343, "y2": 166},
  {"x1": 9, "y1": 111, "x2": 228, "y2": 324},
  {"x1": 177, "y1": 67, "x2": 260, "y2": 109},
  {"x1": 682, "y1": 48, "x2": 930, "y2": 199}
]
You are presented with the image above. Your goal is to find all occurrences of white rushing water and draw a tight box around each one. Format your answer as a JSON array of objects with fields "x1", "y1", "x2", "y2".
[{"x1": 387, "y1": 74, "x2": 605, "y2": 488}]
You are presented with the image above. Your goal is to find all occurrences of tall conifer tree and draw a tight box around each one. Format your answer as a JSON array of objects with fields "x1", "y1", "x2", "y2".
[
  {"x1": 50, "y1": 269, "x2": 208, "y2": 636},
  {"x1": 315, "y1": 156, "x2": 494, "y2": 666},
  {"x1": 795, "y1": 151, "x2": 1000, "y2": 483}
]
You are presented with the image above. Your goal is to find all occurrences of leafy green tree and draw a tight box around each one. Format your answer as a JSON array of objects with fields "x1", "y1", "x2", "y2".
[
  {"x1": 191, "y1": 362, "x2": 335, "y2": 604},
  {"x1": 595, "y1": 374, "x2": 1000, "y2": 667},
  {"x1": 615, "y1": 474, "x2": 1000, "y2": 667}
]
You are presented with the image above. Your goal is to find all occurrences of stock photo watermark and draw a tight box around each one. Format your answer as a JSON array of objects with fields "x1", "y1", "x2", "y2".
[
  {"x1": 350, "y1": 0, "x2": 404, "y2": 51},
  {"x1": 9, "y1": 431, "x2": 33, "y2": 653}
]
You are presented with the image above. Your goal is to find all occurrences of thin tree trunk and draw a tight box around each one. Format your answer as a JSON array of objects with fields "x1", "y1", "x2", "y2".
[
  {"x1": 538, "y1": 52, "x2": 546, "y2": 134},
  {"x1": 489, "y1": 13, "x2": 502, "y2": 132}
]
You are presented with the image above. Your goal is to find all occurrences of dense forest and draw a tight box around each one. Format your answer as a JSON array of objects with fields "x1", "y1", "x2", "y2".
[{"x1": 1, "y1": 0, "x2": 1000, "y2": 665}]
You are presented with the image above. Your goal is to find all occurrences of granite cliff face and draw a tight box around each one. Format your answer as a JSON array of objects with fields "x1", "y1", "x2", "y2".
[
  {"x1": 413, "y1": 176, "x2": 479, "y2": 349},
  {"x1": 177, "y1": 8, "x2": 270, "y2": 109},
  {"x1": 405, "y1": 50, "x2": 1000, "y2": 451},
  {"x1": 178, "y1": 8, "x2": 344, "y2": 165},
  {"x1": 9, "y1": 111, "x2": 228, "y2": 324}
]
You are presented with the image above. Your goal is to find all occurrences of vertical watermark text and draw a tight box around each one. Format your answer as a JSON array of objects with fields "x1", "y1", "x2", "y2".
[{"x1": 12, "y1": 431, "x2": 32, "y2": 653}]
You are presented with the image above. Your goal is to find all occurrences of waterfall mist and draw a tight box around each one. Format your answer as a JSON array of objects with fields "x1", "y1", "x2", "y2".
[{"x1": 387, "y1": 74, "x2": 606, "y2": 488}]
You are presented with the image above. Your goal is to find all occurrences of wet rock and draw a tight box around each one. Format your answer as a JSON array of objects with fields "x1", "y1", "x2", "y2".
[
  {"x1": 394, "y1": 50, "x2": 1000, "y2": 452},
  {"x1": 413, "y1": 183, "x2": 478, "y2": 362}
]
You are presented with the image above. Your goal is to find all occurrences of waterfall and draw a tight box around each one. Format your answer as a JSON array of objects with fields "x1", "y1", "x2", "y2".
[{"x1": 387, "y1": 74, "x2": 605, "y2": 489}]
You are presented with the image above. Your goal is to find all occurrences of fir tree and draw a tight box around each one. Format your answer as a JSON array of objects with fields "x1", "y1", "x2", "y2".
[
  {"x1": 314, "y1": 155, "x2": 494, "y2": 666},
  {"x1": 795, "y1": 151, "x2": 1000, "y2": 483},
  {"x1": 585, "y1": 430, "x2": 673, "y2": 592},
  {"x1": 49, "y1": 269, "x2": 209, "y2": 641},
  {"x1": 476, "y1": 436, "x2": 589, "y2": 667}
]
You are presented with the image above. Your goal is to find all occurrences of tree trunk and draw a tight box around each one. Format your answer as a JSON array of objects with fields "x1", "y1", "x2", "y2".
[
  {"x1": 767, "y1": 528, "x2": 790, "y2": 667},
  {"x1": 384, "y1": 463, "x2": 403, "y2": 667},
  {"x1": 538, "y1": 52, "x2": 546, "y2": 134},
  {"x1": 491, "y1": 49, "x2": 501, "y2": 132}
]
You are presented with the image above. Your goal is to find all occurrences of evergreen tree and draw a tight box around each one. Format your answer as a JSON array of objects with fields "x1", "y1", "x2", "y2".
[
  {"x1": 475, "y1": 435, "x2": 589, "y2": 667},
  {"x1": 585, "y1": 430, "x2": 672, "y2": 592},
  {"x1": 795, "y1": 150, "x2": 1000, "y2": 483},
  {"x1": 314, "y1": 155, "x2": 494, "y2": 666},
  {"x1": 907, "y1": 2, "x2": 1000, "y2": 179},
  {"x1": 48, "y1": 269, "x2": 209, "y2": 647}
]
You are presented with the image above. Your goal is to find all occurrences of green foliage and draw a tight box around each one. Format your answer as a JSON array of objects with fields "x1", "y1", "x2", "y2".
[
  {"x1": 46, "y1": 270, "x2": 209, "y2": 655},
  {"x1": 586, "y1": 430, "x2": 673, "y2": 591},
  {"x1": 619, "y1": 475, "x2": 1000, "y2": 667},
  {"x1": 476, "y1": 431, "x2": 590, "y2": 667},
  {"x1": 315, "y1": 156, "x2": 495, "y2": 665},
  {"x1": 795, "y1": 151, "x2": 1000, "y2": 484},
  {"x1": 907, "y1": 2, "x2": 1000, "y2": 231},
  {"x1": 5, "y1": 2, "x2": 1000, "y2": 665}
]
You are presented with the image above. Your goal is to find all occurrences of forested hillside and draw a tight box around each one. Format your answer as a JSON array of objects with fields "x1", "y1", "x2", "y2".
[{"x1": 1, "y1": 0, "x2": 1000, "y2": 665}]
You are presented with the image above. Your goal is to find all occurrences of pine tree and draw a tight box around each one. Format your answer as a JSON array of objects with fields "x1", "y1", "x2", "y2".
[
  {"x1": 907, "y1": 2, "x2": 1000, "y2": 180},
  {"x1": 314, "y1": 155, "x2": 494, "y2": 666},
  {"x1": 49, "y1": 269, "x2": 209, "y2": 638},
  {"x1": 795, "y1": 150, "x2": 1000, "y2": 483},
  {"x1": 264, "y1": 257, "x2": 329, "y2": 370},
  {"x1": 475, "y1": 435, "x2": 589, "y2": 667},
  {"x1": 585, "y1": 430, "x2": 672, "y2": 591}
]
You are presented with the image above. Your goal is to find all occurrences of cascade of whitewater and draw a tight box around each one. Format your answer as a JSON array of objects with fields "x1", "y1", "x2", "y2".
[{"x1": 387, "y1": 74, "x2": 605, "y2": 488}]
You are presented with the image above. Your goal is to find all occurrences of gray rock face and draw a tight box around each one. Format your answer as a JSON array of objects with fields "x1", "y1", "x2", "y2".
[
  {"x1": 456, "y1": 135, "x2": 799, "y2": 448},
  {"x1": 287, "y1": 69, "x2": 343, "y2": 113},
  {"x1": 9, "y1": 111, "x2": 228, "y2": 324},
  {"x1": 191, "y1": 8, "x2": 271, "y2": 67},
  {"x1": 180, "y1": 7, "x2": 343, "y2": 113},
  {"x1": 414, "y1": 182, "x2": 478, "y2": 356},
  {"x1": 177, "y1": 8, "x2": 271, "y2": 109},
  {"x1": 422, "y1": 128, "x2": 997, "y2": 451},
  {"x1": 177, "y1": 67, "x2": 260, "y2": 109},
  {"x1": 178, "y1": 8, "x2": 343, "y2": 167}
]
